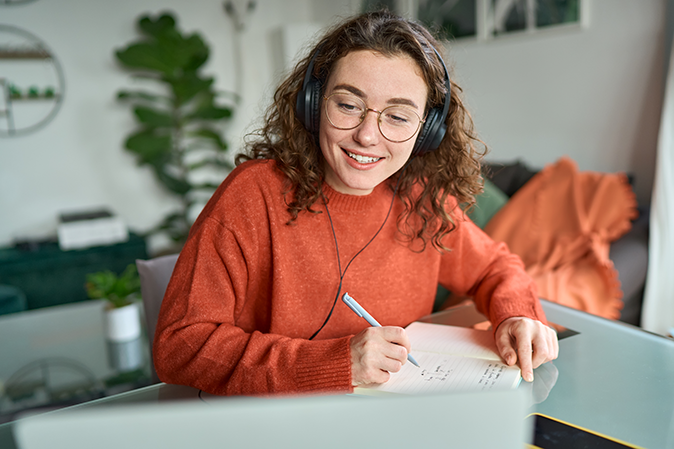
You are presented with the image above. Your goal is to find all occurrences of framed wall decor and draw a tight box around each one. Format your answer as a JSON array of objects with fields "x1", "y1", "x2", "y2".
[
  {"x1": 0, "y1": 25, "x2": 65, "y2": 137},
  {"x1": 361, "y1": 0, "x2": 587, "y2": 42}
]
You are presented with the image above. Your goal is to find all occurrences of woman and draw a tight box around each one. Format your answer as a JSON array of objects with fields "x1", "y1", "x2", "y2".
[{"x1": 153, "y1": 10, "x2": 558, "y2": 396}]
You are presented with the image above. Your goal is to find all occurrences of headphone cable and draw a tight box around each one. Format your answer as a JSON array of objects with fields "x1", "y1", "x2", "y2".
[{"x1": 308, "y1": 160, "x2": 413, "y2": 340}]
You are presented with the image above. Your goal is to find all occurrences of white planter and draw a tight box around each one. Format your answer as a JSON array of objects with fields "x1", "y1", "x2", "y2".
[
  {"x1": 104, "y1": 301, "x2": 141, "y2": 343},
  {"x1": 107, "y1": 338, "x2": 144, "y2": 372}
]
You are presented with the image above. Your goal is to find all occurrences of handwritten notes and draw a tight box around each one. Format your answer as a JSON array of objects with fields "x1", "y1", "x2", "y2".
[{"x1": 358, "y1": 322, "x2": 521, "y2": 396}]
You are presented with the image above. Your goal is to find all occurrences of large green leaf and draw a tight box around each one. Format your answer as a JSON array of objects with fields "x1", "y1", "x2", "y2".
[
  {"x1": 167, "y1": 73, "x2": 213, "y2": 106},
  {"x1": 188, "y1": 104, "x2": 232, "y2": 120},
  {"x1": 125, "y1": 129, "x2": 172, "y2": 165},
  {"x1": 138, "y1": 14, "x2": 176, "y2": 39},
  {"x1": 182, "y1": 34, "x2": 209, "y2": 71},
  {"x1": 115, "y1": 42, "x2": 178, "y2": 75},
  {"x1": 154, "y1": 166, "x2": 191, "y2": 196},
  {"x1": 187, "y1": 127, "x2": 228, "y2": 150},
  {"x1": 116, "y1": 19, "x2": 207, "y2": 76},
  {"x1": 134, "y1": 106, "x2": 173, "y2": 127},
  {"x1": 117, "y1": 89, "x2": 168, "y2": 104}
]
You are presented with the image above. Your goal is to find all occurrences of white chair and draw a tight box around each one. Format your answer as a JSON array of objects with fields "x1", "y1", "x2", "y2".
[{"x1": 136, "y1": 253, "x2": 179, "y2": 382}]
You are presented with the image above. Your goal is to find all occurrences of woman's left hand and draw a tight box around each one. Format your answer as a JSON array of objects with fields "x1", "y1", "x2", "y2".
[{"x1": 494, "y1": 317, "x2": 559, "y2": 382}]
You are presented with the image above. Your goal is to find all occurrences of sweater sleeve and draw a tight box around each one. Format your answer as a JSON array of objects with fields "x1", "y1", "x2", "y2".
[
  {"x1": 153, "y1": 168, "x2": 353, "y2": 396},
  {"x1": 438, "y1": 205, "x2": 547, "y2": 331}
]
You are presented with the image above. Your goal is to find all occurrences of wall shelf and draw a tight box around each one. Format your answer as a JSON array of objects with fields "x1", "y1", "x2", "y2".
[
  {"x1": 0, "y1": 26, "x2": 65, "y2": 137},
  {"x1": 0, "y1": 49, "x2": 51, "y2": 60}
]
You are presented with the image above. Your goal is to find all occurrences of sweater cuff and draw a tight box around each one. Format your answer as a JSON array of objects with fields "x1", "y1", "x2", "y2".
[
  {"x1": 293, "y1": 336, "x2": 354, "y2": 394},
  {"x1": 489, "y1": 297, "x2": 549, "y2": 335}
]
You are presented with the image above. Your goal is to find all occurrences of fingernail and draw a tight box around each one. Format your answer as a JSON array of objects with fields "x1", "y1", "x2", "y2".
[{"x1": 525, "y1": 372, "x2": 534, "y2": 382}]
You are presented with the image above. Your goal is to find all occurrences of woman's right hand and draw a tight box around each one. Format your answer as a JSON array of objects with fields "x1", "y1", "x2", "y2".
[{"x1": 349, "y1": 326, "x2": 411, "y2": 387}]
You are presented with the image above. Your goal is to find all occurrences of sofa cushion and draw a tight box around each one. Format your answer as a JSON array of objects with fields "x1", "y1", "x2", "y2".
[{"x1": 466, "y1": 178, "x2": 509, "y2": 229}]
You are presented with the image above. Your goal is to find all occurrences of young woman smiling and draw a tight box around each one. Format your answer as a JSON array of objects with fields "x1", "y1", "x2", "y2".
[{"x1": 153, "y1": 10, "x2": 558, "y2": 396}]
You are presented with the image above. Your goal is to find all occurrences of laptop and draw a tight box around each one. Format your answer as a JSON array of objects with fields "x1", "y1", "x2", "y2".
[{"x1": 15, "y1": 389, "x2": 531, "y2": 448}]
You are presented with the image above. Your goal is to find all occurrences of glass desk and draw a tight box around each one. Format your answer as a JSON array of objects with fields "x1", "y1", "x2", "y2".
[
  {"x1": 0, "y1": 300, "x2": 153, "y2": 426},
  {"x1": 2, "y1": 300, "x2": 673, "y2": 449}
]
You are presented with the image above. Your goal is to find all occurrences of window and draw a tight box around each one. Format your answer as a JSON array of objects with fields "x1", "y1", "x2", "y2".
[{"x1": 361, "y1": 0, "x2": 587, "y2": 42}]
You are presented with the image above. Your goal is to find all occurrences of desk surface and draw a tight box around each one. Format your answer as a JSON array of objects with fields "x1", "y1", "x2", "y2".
[
  {"x1": 424, "y1": 300, "x2": 674, "y2": 448},
  {"x1": 2, "y1": 300, "x2": 673, "y2": 449},
  {"x1": 0, "y1": 300, "x2": 152, "y2": 425}
]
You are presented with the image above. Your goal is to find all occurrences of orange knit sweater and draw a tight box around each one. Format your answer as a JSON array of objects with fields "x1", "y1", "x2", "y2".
[{"x1": 153, "y1": 160, "x2": 546, "y2": 396}]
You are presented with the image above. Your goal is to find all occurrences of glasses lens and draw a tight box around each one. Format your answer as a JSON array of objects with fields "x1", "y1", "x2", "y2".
[
  {"x1": 324, "y1": 93, "x2": 422, "y2": 142},
  {"x1": 325, "y1": 93, "x2": 365, "y2": 130},
  {"x1": 379, "y1": 106, "x2": 421, "y2": 142}
]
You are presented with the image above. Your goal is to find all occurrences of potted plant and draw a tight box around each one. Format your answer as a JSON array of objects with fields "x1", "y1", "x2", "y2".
[
  {"x1": 85, "y1": 264, "x2": 142, "y2": 343},
  {"x1": 114, "y1": 12, "x2": 236, "y2": 250}
]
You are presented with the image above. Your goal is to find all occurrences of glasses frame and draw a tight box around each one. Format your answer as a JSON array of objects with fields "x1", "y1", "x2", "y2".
[{"x1": 322, "y1": 93, "x2": 426, "y2": 143}]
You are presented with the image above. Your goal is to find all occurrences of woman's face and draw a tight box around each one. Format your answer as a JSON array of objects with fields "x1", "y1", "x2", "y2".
[{"x1": 319, "y1": 50, "x2": 428, "y2": 196}]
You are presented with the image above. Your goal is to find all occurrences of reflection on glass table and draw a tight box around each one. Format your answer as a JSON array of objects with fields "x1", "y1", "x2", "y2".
[{"x1": 0, "y1": 300, "x2": 153, "y2": 425}]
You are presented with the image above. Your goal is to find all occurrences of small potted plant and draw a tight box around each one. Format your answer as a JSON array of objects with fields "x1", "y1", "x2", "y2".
[{"x1": 85, "y1": 264, "x2": 142, "y2": 343}]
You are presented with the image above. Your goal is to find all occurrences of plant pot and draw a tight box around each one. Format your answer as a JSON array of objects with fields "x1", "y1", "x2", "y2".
[
  {"x1": 107, "y1": 337, "x2": 144, "y2": 372},
  {"x1": 104, "y1": 301, "x2": 141, "y2": 343}
]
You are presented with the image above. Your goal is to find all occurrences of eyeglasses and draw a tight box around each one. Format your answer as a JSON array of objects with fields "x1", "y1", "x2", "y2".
[{"x1": 323, "y1": 92, "x2": 425, "y2": 143}]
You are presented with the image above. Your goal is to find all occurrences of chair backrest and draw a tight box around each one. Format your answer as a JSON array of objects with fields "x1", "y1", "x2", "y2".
[{"x1": 136, "y1": 254, "x2": 179, "y2": 382}]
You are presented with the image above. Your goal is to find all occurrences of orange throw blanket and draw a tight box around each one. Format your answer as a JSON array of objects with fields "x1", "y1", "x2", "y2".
[{"x1": 484, "y1": 158, "x2": 638, "y2": 319}]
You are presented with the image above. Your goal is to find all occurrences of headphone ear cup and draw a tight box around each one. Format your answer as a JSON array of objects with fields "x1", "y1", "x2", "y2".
[
  {"x1": 413, "y1": 107, "x2": 447, "y2": 156},
  {"x1": 307, "y1": 79, "x2": 322, "y2": 134},
  {"x1": 295, "y1": 47, "x2": 323, "y2": 136},
  {"x1": 295, "y1": 73, "x2": 322, "y2": 135}
]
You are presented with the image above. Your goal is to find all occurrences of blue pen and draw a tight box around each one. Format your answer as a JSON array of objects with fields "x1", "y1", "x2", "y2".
[{"x1": 342, "y1": 292, "x2": 420, "y2": 368}]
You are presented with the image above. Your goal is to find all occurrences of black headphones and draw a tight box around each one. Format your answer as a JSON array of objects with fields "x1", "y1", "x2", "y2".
[{"x1": 295, "y1": 45, "x2": 451, "y2": 156}]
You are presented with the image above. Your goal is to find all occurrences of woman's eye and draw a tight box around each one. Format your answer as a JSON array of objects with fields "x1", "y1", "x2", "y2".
[
  {"x1": 386, "y1": 112, "x2": 410, "y2": 124},
  {"x1": 337, "y1": 102, "x2": 362, "y2": 114}
]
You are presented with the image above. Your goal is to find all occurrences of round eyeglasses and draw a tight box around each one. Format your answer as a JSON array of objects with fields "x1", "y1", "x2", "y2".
[{"x1": 323, "y1": 93, "x2": 425, "y2": 143}]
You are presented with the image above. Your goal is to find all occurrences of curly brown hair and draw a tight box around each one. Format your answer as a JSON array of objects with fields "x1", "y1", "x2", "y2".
[{"x1": 237, "y1": 10, "x2": 486, "y2": 251}]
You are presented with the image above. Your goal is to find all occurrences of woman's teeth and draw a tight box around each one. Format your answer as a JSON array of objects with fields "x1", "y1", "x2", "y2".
[{"x1": 346, "y1": 151, "x2": 380, "y2": 164}]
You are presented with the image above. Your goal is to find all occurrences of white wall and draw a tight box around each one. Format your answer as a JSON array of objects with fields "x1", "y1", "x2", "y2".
[
  {"x1": 448, "y1": 0, "x2": 665, "y2": 205},
  {"x1": 1, "y1": 0, "x2": 312, "y2": 252},
  {"x1": 0, "y1": 0, "x2": 667, "y2": 252}
]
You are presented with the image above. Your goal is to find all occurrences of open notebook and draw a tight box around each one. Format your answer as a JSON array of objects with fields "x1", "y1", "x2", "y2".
[{"x1": 356, "y1": 321, "x2": 521, "y2": 396}]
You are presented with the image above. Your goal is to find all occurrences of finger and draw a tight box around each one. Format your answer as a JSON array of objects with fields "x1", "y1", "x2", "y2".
[
  {"x1": 381, "y1": 352, "x2": 405, "y2": 373},
  {"x1": 530, "y1": 330, "x2": 550, "y2": 369},
  {"x1": 516, "y1": 335, "x2": 534, "y2": 382},
  {"x1": 543, "y1": 327, "x2": 559, "y2": 364},
  {"x1": 382, "y1": 342, "x2": 409, "y2": 369},
  {"x1": 380, "y1": 326, "x2": 411, "y2": 354},
  {"x1": 550, "y1": 328, "x2": 560, "y2": 360},
  {"x1": 495, "y1": 327, "x2": 518, "y2": 366}
]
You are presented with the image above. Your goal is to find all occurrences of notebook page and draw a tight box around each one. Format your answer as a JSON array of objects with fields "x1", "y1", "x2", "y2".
[
  {"x1": 405, "y1": 321, "x2": 501, "y2": 360},
  {"x1": 361, "y1": 351, "x2": 521, "y2": 395}
]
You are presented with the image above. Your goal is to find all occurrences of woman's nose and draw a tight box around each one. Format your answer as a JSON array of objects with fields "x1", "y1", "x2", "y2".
[{"x1": 353, "y1": 109, "x2": 381, "y2": 146}]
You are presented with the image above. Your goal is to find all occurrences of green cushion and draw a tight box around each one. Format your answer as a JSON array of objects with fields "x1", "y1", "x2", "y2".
[
  {"x1": 466, "y1": 178, "x2": 509, "y2": 229},
  {"x1": 0, "y1": 284, "x2": 27, "y2": 315}
]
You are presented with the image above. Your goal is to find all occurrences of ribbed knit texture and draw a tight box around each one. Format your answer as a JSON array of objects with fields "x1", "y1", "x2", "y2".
[
  {"x1": 154, "y1": 159, "x2": 546, "y2": 396},
  {"x1": 485, "y1": 157, "x2": 638, "y2": 319}
]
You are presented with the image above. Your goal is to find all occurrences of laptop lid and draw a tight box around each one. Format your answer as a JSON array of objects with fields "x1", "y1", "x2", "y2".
[{"x1": 15, "y1": 389, "x2": 531, "y2": 449}]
